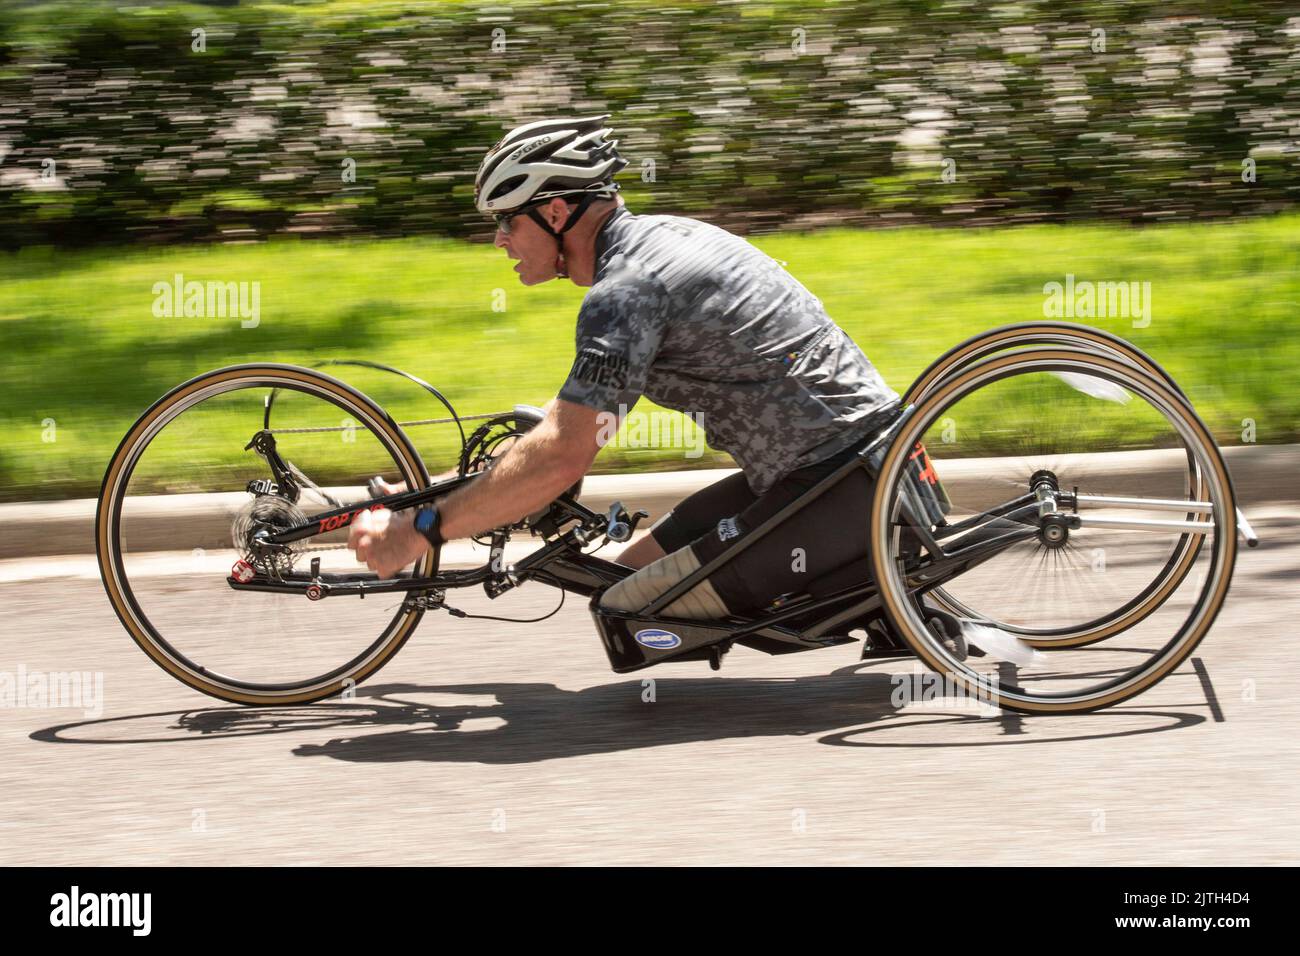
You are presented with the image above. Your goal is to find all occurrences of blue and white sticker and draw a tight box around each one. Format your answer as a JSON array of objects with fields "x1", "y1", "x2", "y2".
[{"x1": 634, "y1": 628, "x2": 682, "y2": 650}]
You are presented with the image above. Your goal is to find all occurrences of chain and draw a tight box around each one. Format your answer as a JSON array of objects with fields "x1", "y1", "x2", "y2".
[
  {"x1": 296, "y1": 542, "x2": 352, "y2": 555},
  {"x1": 270, "y1": 411, "x2": 510, "y2": 435}
]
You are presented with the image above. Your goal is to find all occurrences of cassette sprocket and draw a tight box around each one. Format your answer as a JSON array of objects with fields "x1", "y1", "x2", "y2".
[{"x1": 231, "y1": 495, "x2": 308, "y2": 576}]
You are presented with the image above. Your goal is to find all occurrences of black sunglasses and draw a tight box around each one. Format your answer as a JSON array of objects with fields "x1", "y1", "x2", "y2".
[{"x1": 493, "y1": 202, "x2": 545, "y2": 235}]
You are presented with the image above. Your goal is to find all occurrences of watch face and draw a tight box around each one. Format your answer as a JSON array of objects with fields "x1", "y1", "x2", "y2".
[{"x1": 415, "y1": 508, "x2": 433, "y2": 531}]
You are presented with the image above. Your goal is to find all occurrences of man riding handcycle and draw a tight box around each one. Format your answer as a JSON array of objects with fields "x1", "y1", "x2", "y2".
[{"x1": 97, "y1": 115, "x2": 1257, "y2": 713}]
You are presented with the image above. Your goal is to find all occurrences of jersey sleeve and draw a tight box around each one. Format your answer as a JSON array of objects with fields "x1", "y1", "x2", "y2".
[{"x1": 557, "y1": 265, "x2": 671, "y2": 416}]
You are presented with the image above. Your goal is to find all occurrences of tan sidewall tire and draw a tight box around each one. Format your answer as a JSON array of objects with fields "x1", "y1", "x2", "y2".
[
  {"x1": 96, "y1": 364, "x2": 433, "y2": 706},
  {"x1": 870, "y1": 349, "x2": 1237, "y2": 715},
  {"x1": 910, "y1": 326, "x2": 1207, "y2": 647}
]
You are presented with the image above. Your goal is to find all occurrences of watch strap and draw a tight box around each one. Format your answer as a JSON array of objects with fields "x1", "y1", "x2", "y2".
[{"x1": 414, "y1": 505, "x2": 445, "y2": 547}]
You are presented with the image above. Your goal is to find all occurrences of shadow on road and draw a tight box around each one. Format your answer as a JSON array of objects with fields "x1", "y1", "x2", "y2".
[{"x1": 32, "y1": 667, "x2": 1210, "y2": 762}]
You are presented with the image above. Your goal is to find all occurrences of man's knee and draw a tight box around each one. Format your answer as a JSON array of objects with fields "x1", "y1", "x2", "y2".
[
  {"x1": 599, "y1": 545, "x2": 733, "y2": 619},
  {"x1": 615, "y1": 530, "x2": 667, "y2": 570}
]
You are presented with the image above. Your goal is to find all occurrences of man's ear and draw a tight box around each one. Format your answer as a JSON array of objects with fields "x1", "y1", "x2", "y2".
[{"x1": 544, "y1": 198, "x2": 573, "y2": 230}]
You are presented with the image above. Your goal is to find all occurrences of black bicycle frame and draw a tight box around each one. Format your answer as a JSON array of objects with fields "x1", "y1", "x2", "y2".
[{"x1": 227, "y1": 409, "x2": 1040, "y2": 673}]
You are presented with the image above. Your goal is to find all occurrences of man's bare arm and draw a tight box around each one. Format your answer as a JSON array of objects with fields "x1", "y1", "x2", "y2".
[{"x1": 436, "y1": 398, "x2": 603, "y2": 541}]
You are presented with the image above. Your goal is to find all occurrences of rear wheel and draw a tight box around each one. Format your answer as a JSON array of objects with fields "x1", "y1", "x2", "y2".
[
  {"x1": 870, "y1": 348, "x2": 1236, "y2": 714},
  {"x1": 96, "y1": 364, "x2": 433, "y2": 705},
  {"x1": 907, "y1": 322, "x2": 1207, "y2": 647}
]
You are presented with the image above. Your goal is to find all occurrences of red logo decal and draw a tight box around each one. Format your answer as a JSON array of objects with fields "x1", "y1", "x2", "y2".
[
  {"x1": 317, "y1": 504, "x2": 386, "y2": 534},
  {"x1": 909, "y1": 441, "x2": 939, "y2": 486}
]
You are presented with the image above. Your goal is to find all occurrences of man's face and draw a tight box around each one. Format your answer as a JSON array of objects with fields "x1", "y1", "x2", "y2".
[{"x1": 493, "y1": 200, "x2": 567, "y2": 286}]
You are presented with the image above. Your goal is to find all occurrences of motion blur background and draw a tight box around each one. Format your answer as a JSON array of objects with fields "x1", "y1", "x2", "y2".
[{"x1": 1, "y1": 0, "x2": 1297, "y2": 501}]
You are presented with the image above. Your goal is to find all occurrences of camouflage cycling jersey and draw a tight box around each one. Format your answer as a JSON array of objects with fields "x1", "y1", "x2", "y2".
[{"x1": 558, "y1": 207, "x2": 900, "y2": 494}]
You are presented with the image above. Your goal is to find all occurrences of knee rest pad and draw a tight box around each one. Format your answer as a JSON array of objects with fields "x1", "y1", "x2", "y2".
[{"x1": 600, "y1": 546, "x2": 732, "y2": 619}]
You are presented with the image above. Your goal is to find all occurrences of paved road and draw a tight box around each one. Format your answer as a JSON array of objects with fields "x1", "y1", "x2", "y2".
[{"x1": 1, "y1": 507, "x2": 1296, "y2": 866}]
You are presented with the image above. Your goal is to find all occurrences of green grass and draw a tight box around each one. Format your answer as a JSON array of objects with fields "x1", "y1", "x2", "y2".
[{"x1": 1, "y1": 213, "x2": 1297, "y2": 501}]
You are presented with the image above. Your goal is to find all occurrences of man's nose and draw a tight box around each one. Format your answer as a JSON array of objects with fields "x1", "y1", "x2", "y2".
[{"x1": 494, "y1": 230, "x2": 509, "y2": 249}]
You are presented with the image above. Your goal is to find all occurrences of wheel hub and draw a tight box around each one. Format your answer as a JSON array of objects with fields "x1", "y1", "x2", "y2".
[
  {"x1": 1030, "y1": 469, "x2": 1072, "y2": 549},
  {"x1": 1040, "y1": 512, "x2": 1071, "y2": 549}
]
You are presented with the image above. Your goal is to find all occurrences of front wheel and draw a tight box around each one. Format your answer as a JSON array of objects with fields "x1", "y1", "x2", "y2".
[{"x1": 96, "y1": 364, "x2": 434, "y2": 705}]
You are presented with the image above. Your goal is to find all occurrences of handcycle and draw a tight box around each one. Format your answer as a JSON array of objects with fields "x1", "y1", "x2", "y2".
[{"x1": 96, "y1": 321, "x2": 1258, "y2": 714}]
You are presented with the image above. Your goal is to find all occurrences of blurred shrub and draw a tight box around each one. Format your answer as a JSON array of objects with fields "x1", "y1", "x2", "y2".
[{"x1": 0, "y1": 0, "x2": 1296, "y2": 248}]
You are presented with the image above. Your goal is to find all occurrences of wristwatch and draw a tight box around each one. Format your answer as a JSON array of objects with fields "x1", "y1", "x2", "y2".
[{"x1": 413, "y1": 505, "x2": 445, "y2": 547}]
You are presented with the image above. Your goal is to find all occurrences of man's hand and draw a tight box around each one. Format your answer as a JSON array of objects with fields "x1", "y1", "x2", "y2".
[{"x1": 347, "y1": 508, "x2": 429, "y2": 578}]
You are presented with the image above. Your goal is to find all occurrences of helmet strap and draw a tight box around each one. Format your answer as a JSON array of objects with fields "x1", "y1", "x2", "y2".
[{"x1": 526, "y1": 191, "x2": 603, "y2": 279}]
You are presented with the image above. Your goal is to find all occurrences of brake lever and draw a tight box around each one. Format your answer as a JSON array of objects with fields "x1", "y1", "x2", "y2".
[{"x1": 604, "y1": 502, "x2": 650, "y2": 543}]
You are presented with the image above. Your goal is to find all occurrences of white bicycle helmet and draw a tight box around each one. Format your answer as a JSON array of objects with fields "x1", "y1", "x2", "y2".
[{"x1": 474, "y1": 114, "x2": 627, "y2": 215}]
